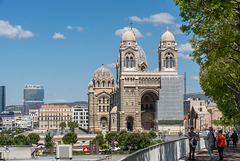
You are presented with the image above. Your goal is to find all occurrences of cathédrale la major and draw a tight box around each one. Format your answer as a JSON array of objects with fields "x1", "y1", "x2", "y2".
[{"x1": 88, "y1": 27, "x2": 184, "y2": 134}]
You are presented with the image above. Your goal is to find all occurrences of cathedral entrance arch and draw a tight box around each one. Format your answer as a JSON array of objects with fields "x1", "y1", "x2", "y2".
[
  {"x1": 126, "y1": 116, "x2": 134, "y2": 131},
  {"x1": 141, "y1": 92, "x2": 158, "y2": 130}
]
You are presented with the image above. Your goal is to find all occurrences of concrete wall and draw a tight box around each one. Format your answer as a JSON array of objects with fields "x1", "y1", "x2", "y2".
[
  {"x1": 0, "y1": 146, "x2": 34, "y2": 160},
  {"x1": 119, "y1": 137, "x2": 207, "y2": 161}
]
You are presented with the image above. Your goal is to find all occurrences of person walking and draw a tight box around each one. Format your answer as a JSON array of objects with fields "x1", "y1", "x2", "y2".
[
  {"x1": 231, "y1": 130, "x2": 238, "y2": 148},
  {"x1": 217, "y1": 130, "x2": 225, "y2": 161},
  {"x1": 188, "y1": 127, "x2": 197, "y2": 160},
  {"x1": 225, "y1": 132, "x2": 230, "y2": 148},
  {"x1": 205, "y1": 127, "x2": 216, "y2": 161}
]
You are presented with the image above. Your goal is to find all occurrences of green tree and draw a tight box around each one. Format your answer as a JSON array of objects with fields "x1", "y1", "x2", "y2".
[
  {"x1": 44, "y1": 132, "x2": 55, "y2": 150},
  {"x1": 148, "y1": 131, "x2": 157, "y2": 139},
  {"x1": 67, "y1": 121, "x2": 78, "y2": 133},
  {"x1": 59, "y1": 122, "x2": 66, "y2": 134},
  {"x1": 116, "y1": 130, "x2": 129, "y2": 149},
  {"x1": 174, "y1": 0, "x2": 240, "y2": 123},
  {"x1": 62, "y1": 132, "x2": 78, "y2": 145},
  {"x1": 0, "y1": 136, "x2": 14, "y2": 145},
  {"x1": 105, "y1": 131, "x2": 117, "y2": 146},
  {"x1": 93, "y1": 132, "x2": 105, "y2": 146},
  {"x1": 14, "y1": 134, "x2": 31, "y2": 145},
  {"x1": 28, "y1": 133, "x2": 40, "y2": 144}
]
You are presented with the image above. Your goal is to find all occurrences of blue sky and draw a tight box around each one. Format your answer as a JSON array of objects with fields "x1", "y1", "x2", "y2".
[{"x1": 0, "y1": 0, "x2": 201, "y2": 105}]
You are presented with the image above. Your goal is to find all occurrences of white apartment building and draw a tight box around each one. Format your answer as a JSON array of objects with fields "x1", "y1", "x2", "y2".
[
  {"x1": 29, "y1": 109, "x2": 39, "y2": 126},
  {"x1": 72, "y1": 105, "x2": 88, "y2": 129}
]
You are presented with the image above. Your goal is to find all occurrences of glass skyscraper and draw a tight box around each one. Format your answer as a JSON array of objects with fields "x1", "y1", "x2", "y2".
[
  {"x1": 23, "y1": 85, "x2": 44, "y2": 114},
  {"x1": 0, "y1": 86, "x2": 6, "y2": 113}
]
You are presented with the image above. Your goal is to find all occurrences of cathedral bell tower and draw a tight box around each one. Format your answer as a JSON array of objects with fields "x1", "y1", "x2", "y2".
[
  {"x1": 118, "y1": 28, "x2": 139, "y2": 75},
  {"x1": 158, "y1": 28, "x2": 178, "y2": 76}
]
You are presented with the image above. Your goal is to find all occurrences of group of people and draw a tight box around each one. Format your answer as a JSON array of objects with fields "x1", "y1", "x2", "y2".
[{"x1": 188, "y1": 127, "x2": 239, "y2": 161}]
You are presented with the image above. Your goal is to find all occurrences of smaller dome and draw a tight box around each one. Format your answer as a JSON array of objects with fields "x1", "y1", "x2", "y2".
[
  {"x1": 93, "y1": 65, "x2": 113, "y2": 80},
  {"x1": 121, "y1": 30, "x2": 136, "y2": 41},
  {"x1": 161, "y1": 30, "x2": 175, "y2": 42}
]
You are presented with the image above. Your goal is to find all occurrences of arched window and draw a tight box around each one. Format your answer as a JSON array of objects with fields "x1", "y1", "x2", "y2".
[
  {"x1": 107, "y1": 106, "x2": 109, "y2": 112},
  {"x1": 170, "y1": 57, "x2": 173, "y2": 68},
  {"x1": 108, "y1": 81, "x2": 110, "y2": 87},
  {"x1": 126, "y1": 57, "x2": 129, "y2": 68},
  {"x1": 102, "y1": 81, "x2": 105, "y2": 87},
  {"x1": 166, "y1": 57, "x2": 169, "y2": 68},
  {"x1": 103, "y1": 106, "x2": 105, "y2": 112},
  {"x1": 97, "y1": 81, "x2": 100, "y2": 87},
  {"x1": 93, "y1": 81, "x2": 95, "y2": 87},
  {"x1": 99, "y1": 99, "x2": 101, "y2": 104},
  {"x1": 103, "y1": 97, "x2": 105, "y2": 104},
  {"x1": 99, "y1": 106, "x2": 101, "y2": 112},
  {"x1": 130, "y1": 57, "x2": 133, "y2": 68}
]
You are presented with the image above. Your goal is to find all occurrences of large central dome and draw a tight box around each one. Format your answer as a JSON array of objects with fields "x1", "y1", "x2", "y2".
[{"x1": 93, "y1": 65, "x2": 113, "y2": 80}]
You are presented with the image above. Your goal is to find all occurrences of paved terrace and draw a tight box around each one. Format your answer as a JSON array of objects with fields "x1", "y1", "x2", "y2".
[{"x1": 179, "y1": 142, "x2": 240, "y2": 161}]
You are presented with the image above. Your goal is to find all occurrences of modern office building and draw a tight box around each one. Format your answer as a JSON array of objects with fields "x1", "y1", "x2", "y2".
[
  {"x1": 23, "y1": 85, "x2": 44, "y2": 114},
  {"x1": 0, "y1": 86, "x2": 6, "y2": 113}
]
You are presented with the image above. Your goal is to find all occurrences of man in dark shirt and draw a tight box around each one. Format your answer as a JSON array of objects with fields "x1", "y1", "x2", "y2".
[{"x1": 188, "y1": 127, "x2": 197, "y2": 160}]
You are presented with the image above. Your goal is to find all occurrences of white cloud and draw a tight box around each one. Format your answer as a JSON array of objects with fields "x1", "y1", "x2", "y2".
[
  {"x1": 66, "y1": 26, "x2": 73, "y2": 29},
  {"x1": 53, "y1": 32, "x2": 66, "y2": 39},
  {"x1": 145, "y1": 32, "x2": 152, "y2": 36},
  {"x1": 130, "y1": 13, "x2": 175, "y2": 26},
  {"x1": 178, "y1": 53, "x2": 193, "y2": 60},
  {"x1": 0, "y1": 20, "x2": 34, "y2": 39},
  {"x1": 115, "y1": 27, "x2": 143, "y2": 38},
  {"x1": 106, "y1": 63, "x2": 116, "y2": 68},
  {"x1": 190, "y1": 76, "x2": 199, "y2": 81},
  {"x1": 178, "y1": 43, "x2": 194, "y2": 53},
  {"x1": 76, "y1": 26, "x2": 83, "y2": 31}
]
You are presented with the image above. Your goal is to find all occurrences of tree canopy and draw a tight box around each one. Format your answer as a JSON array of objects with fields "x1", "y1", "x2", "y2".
[
  {"x1": 14, "y1": 134, "x2": 31, "y2": 145},
  {"x1": 62, "y1": 132, "x2": 78, "y2": 145},
  {"x1": 44, "y1": 132, "x2": 55, "y2": 149},
  {"x1": 68, "y1": 121, "x2": 79, "y2": 132},
  {"x1": 28, "y1": 133, "x2": 40, "y2": 145},
  {"x1": 174, "y1": 0, "x2": 240, "y2": 124}
]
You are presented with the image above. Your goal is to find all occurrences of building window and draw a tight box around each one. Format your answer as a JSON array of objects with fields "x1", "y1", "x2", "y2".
[
  {"x1": 166, "y1": 57, "x2": 169, "y2": 68},
  {"x1": 99, "y1": 106, "x2": 101, "y2": 112},
  {"x1": 103, "y1": 97, "x2": 105, "y2": 104},
  {"x1": 99, "y1": 99, "x2": 101, "y2": 104},
  {"x1": 126, "y1": 57, "x2": 129, "y2": 68},
  {"x1": 103, "y1": 106, "x2": 105, "y2": 112},
  {"x1": 107, "y1": 106, "x2": 109, "y2": 112},
  {"x1": 103, "y1": 81, "x2": 105, "y2": 87}
]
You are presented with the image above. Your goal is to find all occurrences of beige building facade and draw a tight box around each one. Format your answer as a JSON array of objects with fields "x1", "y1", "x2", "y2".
[
  {"x1": 88, "y1": 28, "x2": 184, "y2": 133},
  {"x1": 39, "y1": 105, "x2": 72, "y2": 129}
]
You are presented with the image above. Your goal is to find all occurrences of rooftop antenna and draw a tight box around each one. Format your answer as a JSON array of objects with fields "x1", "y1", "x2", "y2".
[
  {"x1": 166, "y1": 26, "x2": 169, "y2": 31},
  {"x1": 130, "y1": 22, "x2": 133, "y2": 30}
]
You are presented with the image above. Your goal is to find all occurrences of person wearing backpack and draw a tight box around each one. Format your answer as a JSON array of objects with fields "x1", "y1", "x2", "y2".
[
  {"x1": 217, "y1": 130, "x2": 225, "y2": 161},
  {"x1": 188, "y1": 127, "x2": 197, "y2": 160},
  {"x1": 205, "y1": 127, "x2": 216, "y2": 161}
]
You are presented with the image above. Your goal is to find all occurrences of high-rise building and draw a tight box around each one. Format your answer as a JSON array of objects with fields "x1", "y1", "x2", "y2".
[
  {"x1": 0, "y1": 86, "x2": 6, "y2": 113},
  {"x1": 23, "y1": 85, "x2": 44, "y2": 115}
]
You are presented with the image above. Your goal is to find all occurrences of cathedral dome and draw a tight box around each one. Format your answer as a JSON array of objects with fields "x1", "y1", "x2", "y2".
[
  {"x1": 121, "y1": 30, "x2": 136, "y2": 41},
  {"x1": 138, "y1": 46, "x2": 147, "y2": 64},
  {"x1": 93, "y1": 65, "x2": 113, "y2": 80},
  {"x1": 161, "y1": 30, "x2": 175, "y2": 42}
]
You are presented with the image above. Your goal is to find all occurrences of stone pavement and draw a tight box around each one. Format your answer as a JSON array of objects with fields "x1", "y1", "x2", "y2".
[{"x1": 179, "y1": 142, "x2": 240, "y2": 161}]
